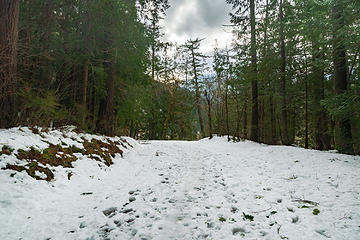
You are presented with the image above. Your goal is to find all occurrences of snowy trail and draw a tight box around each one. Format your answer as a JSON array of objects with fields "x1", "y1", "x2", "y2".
[{"x1": 1, "y1": 137, "x2": 360, "y2": 240}]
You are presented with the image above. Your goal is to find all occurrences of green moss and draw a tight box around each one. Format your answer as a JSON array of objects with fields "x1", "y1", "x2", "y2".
[
  {"x1": 69, "y1": 145, "x2": 83, "y2": 153},
  {"x1": 30, "y1": 146, "x2": 41, "y2": 154},
  {"x1": 1, "y1": 162, "x2": 54, "y2": 181},
  {"x1": 17, "y1": 144, "x2": 77, "y2": 168},
  {"x1": 82, "y1": 139, "x2": 123, "y2": 166},
  {"x1": 0, "y1": 145, "x2": 14, "y2": 155},
  {"x1": 2, "y1": 164, "x2": 26, "y2": 172},
  {"x1": 313, "y1": 209, "x2": 320, "y2": 215},
  {"x1": 242, "y1": 212, "x2": 254, "y2": 222},
  {"x1": 2, "y1": 145, "x2": 14, "y2": 152},
  {"x1": 26, "y1": 161, "x2": 54, "y2": 181},
  {"x1": 6, "y1": 137, "x2": 125, "y2": 181}
]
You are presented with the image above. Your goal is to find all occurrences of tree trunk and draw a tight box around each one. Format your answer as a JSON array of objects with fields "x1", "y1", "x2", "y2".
[
  {"x1": 279, "y1": 0, "x2": 290, "y2": 145},
  {"x1": 312, "y1": 45, "x2": 331, "y2": 150},
  {"x1": 249, "y1": 0, "x2": 259, "y2": 142},
  {"x1": 216, "y1": 76, "x2": 222, "y2": 136},
  {"x1": 259, "y1": 0, "x2": 269, "y2": 143},
  {"x1": 151, "y1": 20, "x2": 156, "y2": 81},
  {"x1": 216, "y1": 104, "x2": 221, "y2": 136},
  {"x1": 236, "y1": 93, "x2": 241, "y2": 140},
  {"x1": 332, "y1": 0, "x2": 353, "y2": 154},
  {"x1": 39, "y1": 0, "x2": 53, "y2": 88},
  {"x1": 162, "y1": 87, "x2": 176, "y2": 140},
  {"x1": 0, "y1": 0, "x2": 19, "y2": 128},
  {"x1": 205, "y1": 91, "x2": 213, "y2": 139},
  {"x1": 243, "y1": 96, "x2": 248, "y2": 139},
  {"x1": 104, "y1": 60, "x2": 115, "y2": 136},
  {"x1": 304, "y1": 54, "x2": 309, "y2": 149},
  {"x1": 81, "y1": 61, "x2": 89, "y2": 128},
  {"x1": 259, "y1": 82, "x2": 265, "y2": 143},
  {"x1": 81, "y1": 9, "x2": 91, "y2": 129},
  {"x1": 225, "y1": 84, "x2": 230, "y2": 141},
  {"x1": 269, "y1": 93, "x2": 277, "y2": 144},
  {"x1": 191, "y1": 48, "x2": 204, "y2": 136},
  {"x1": 91, "y1": 72, "x2": 97, "y2": 131}
]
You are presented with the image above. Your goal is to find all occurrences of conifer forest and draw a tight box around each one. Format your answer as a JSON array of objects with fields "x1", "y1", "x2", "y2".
[
  {"x1": 0, "y1": 0, "x2": 359, "y2": 154},
  {"x1": 1, "y1": 1, "x2": 360, "y2": 239}
]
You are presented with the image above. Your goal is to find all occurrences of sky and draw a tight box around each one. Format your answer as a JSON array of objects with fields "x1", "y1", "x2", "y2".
[{"x1": 160, "y1": 0, "x2": 234, "y2": 55}]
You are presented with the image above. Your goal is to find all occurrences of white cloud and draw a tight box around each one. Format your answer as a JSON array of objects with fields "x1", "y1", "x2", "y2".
[{"x1": 160, "y1": 0, "x2": 233, "y2": 55}]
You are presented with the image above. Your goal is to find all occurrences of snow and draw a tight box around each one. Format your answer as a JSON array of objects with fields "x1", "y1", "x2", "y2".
[{"x1": 1, "y1": 129, "x2": 360, "y2": 240}]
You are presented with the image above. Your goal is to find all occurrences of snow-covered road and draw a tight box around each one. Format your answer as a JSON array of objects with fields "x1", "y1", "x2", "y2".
[{"x1": 1, "y1": 137, "x2": 360, "y2": 239}]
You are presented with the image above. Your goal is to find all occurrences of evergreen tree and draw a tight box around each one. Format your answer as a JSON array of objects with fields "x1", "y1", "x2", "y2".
[{"x1": 0, "y1": 0, "x2": 19, "y2": 128}]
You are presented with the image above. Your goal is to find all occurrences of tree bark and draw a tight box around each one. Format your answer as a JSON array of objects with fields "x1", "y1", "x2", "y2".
[
  {"x1": 191, "y1": 47, "x2": 204, "y2": 136},
  {"x1": 269, "y1": 93, "x2": 277, "y2": 144},
  {"x1": 225, "y1": 84, "x2": 230, "y2": 141},
  {"x1": 97, "y1": 32, "x2": 115, "y2": 137},
  {"x1": 90, "y1": 72, "x2": 96, "y2": 131},
  {"x1": 279, "y1": 0, "x2": 290, "y2": 145},
  {"x1": 304, "y1": 54, "x2": 309, "y2": 149},
  {"x1": 162, "y1": 86, "x2": 176, "y2": 140},
  {"x1": 0, "y1": 0, "x2": 19, "y2": 128},
  {"x1": 235, "y1": 95, "x2": 241, "y2": 140},
  {"x1": 81, "y1": 61, "x2": 89, "y2": 128},
  {"x1": 81, "y1": 9, "x2": 91, "y2": 129},
  {"x1": 243, "y1": 95, "x2": 248, "y2": 139},
  {"x1": 259, "y1": 0, "x2": 269, "y2": 143},
  {"x1": 312, "y1": 45, "x2": 331, "y2": 150},
  {"x1": 332, "y1": 0, "x2": 353, "y2": 154},
  {"x1": 205, "y1": 90, "x2": 213, "y2": 139},
  {"x1": 39, "y1": 0, "x2": 53, "y2": 88},
  {"x1": 104, "y1": 59, "x2": 115, "y2": 136},
  {"x1": 216, "y1": 76, "x2": 223, "y2": 136},
  {"x1": 249, "y1": 0, "x2": 259, "y2": 142}
]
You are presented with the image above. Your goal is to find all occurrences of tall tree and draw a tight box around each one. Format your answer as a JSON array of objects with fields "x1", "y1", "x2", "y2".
[
  {"x1": 204, "y1": 76, "x2": 215, "y2": 140},
  {"x1": 183, "y1": 39, "x2": 206, "y2": 136},
  {"x1": 332, "y1": 0, "x2": 354, "y2": 154},
  {"x1": 0, "y1": 0, "x2": 19, "y2": 128},
  {"x1": 312, "y1": 45, "x2": 331, "y2": 150},
  {"x1": 249, "y1": 0, "x2": 259, "y2": 142},
  {"x1": 138, "y1": 0, "x2": 170, "y2": 81},
  {"x1": 227, "y1": 0, "x2": 259, "y2": 141},
  {"x1": 279, "y1": 0, "x2": 290, "y2": 145},
  {"x1": 138, "y1": 0, "x2": 170, "y2": 139}
]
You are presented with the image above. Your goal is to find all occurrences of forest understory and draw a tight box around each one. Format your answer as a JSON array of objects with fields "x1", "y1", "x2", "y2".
[
  {"x1": 0, "y1": 0, "x2": 360, "y2": 239},
  {"x1": 0, "y1": 0, "x2": 359, "y2": 155}
]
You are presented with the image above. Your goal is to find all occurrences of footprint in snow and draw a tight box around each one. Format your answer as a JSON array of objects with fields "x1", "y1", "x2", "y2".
[
  {"x1": 103, "y1": 207, "x2": 117, "y2": 217},
  {"x1": 315, "y1": 229, "x2": 331, "y2": 238},
  {"x1": 232, "y1": 227, "x2": 246, "y2": 236},
  {"x1": 113, "y1": 220, "x2": 122, "y2": 227},
  {"x1": 291, "y1": 216, "x2": 300, "y2": 223},
  {"x1": 125, "y1": 218, "x2": 136, "y2": 224},
  {"x1": 98, "y1": 224, "x2": 115, "y2": 238},
  {"x1": 79, "y1": 222, "x2": 86, "y2": 229},
  {"x1": 231, "y1": 206, "x2": 239, "y2": 213},
  {"x1": 121, "y1": 208, "x2": 134, "y2": 214}
]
